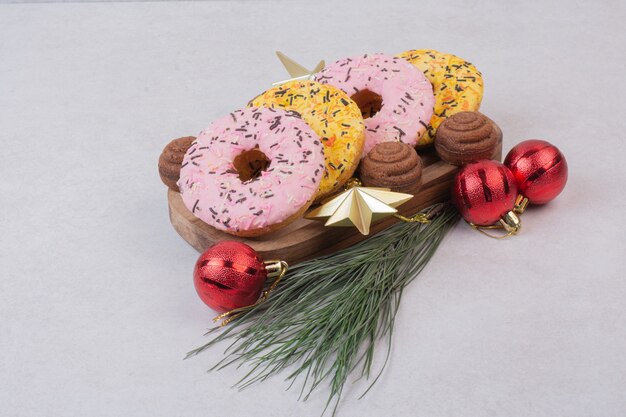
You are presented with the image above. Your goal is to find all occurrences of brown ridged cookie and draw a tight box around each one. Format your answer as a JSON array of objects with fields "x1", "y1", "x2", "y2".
[
  {"x1": 434, "y1": 112, "x2": 502, "y2": 166},
  {"x1": 158, "y1": 136, "x2": 195, "y2": 192},
  {"x1": 358, "y1": 142, "x2": 422, "y2": 194}
]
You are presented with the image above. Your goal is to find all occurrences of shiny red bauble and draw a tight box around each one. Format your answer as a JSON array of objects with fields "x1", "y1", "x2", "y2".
[
  {"x1": 452, "y1": 160, "x2": 518, "y2": 226},
  {"x1": 504, "y1": 139, "x2": 568, "y2": 205},
  {"x1": 193, "y1": 241, "x2": 267, "y2": 312}
]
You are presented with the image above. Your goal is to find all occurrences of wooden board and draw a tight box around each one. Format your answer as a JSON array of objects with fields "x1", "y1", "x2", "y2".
[{"x1": 168, "y1": 145, "x2": 501, "y2": 265}]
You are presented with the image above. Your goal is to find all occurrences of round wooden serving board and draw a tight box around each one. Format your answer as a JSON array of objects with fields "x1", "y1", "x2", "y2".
[{"x1": 168, "y1": 145, "x2": 502, "y2": 265}]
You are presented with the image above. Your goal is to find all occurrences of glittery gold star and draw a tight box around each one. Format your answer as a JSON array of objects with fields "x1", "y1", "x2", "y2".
[
  {"x1": 272, "y1": 51, "x2": 325, "y2": 86},
  {"x1": 306, "y1": 184, "x2": 413, "y2": 235}
]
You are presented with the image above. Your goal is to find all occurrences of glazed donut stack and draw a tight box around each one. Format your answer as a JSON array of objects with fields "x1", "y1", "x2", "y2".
[{"x1": 159, "y1": 49, "x2": 500, "y2": 237}]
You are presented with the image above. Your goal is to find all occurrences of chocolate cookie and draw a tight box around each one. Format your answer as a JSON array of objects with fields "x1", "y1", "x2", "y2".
[
  {"x1": 434, "y1": 111, "x2": 502, "y2": 166},
  {"x1": 158, "y1": 136, "x2": 195, "y2": 192},
  {"x1": 359, "y1": 142, "x2": 422, "y2": 194}
]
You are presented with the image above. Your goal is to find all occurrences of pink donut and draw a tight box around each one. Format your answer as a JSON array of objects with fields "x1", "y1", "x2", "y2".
[
  {"x1": 315, "y1": 53, "x2": 435, "y2": 156},
  {"x1": 178, "y1": 107, "x2": 325, "y2": 237}
]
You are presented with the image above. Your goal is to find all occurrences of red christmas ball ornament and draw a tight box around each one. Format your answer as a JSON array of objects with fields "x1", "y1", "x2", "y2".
[
  {"x1": 504, "y1": 139, "x2": 568, "y2": 205},
  {"x1": 452, "y1": 160, "x2": 521, "y2": 232},
  {"x1": 193, "y1": 241, "x2": 270, "y2": 312}
]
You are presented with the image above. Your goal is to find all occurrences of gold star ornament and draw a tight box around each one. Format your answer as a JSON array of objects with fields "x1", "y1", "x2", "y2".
[
  {"x1": 272, "y1": 51, "x2": 325, "y2": 86},
  {"x1": 306, "y1": 181, "x2": 413, "y2": 235}
]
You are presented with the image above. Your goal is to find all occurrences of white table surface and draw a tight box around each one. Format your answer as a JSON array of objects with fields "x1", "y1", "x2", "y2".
[{"x1": 1, "y1": 1, "x2": 625, "y2": 416}]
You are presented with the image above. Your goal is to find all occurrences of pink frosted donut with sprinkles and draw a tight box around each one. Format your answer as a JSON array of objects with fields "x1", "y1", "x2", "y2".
[
  {"x1": 315, "y1": 53, "x2": 435, "y2": 156},
  {"x1": 178, "y1": 107, "x2": 325, "y2": 237}
]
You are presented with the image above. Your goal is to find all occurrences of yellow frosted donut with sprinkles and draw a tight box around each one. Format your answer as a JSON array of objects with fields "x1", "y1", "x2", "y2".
[
  {"x1": 397, "y1": 49, "x2": 484, "y2": 146},
  {"x1": 249, "y1": 80, "x2": 365, "y2": 201}
]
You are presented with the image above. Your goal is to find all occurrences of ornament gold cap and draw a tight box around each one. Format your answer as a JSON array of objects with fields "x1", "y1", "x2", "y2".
[
  {"x1": 514, "y1": 194, "x2": 529, "y2": 214},
  {"x1": 470, "y1": 210, "x2": 522, "y2": 239},
  {"x1": 264, "y1": 260, "x2": 289, "y2": 278},
  {"x1": 261, "y1": 260, "x2": 289, "y2": 299},
  {"x1": 499, "y1": 210, "x2": 521, "y2": 234}
]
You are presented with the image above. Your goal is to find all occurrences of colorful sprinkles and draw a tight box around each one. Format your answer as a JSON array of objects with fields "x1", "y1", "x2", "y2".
[
  {"x1": 314, "y1": 53, "x2": 435, "y2": 156},
  {"x1": 177, "y1": 107, "x2": 325, "y2": 236},
  {"x1": 249, "y1": 80, "x2": 365, "y2": 200},
  {"x1": 397, "y1": 49, "x2": 484, "y2": 145}
]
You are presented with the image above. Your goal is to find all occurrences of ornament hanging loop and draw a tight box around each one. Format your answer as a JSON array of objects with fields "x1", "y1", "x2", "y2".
[
  {"x1": 393, "y1": 213, "x2": 431, "y2": 224},
  {"x1": 393, "y1": 202, "x2": 449, "y2": 224},
  {"x1": 470, "y1": 210, "x2": 521, "y2": 239},
  {"x1": 213, "y1": 260, "x2": 289, "y2": 327},
  {"x1": 260, "y1": 260, "x2": 289, "y2": 300}
]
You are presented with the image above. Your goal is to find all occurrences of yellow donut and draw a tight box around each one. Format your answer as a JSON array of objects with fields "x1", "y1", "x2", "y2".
[
  {"x1": 397, "y1": 49, "x2": 484, "y2": 146},
  {"x1": 249, "y1": 80, "x2": 365, "y2": 200}
]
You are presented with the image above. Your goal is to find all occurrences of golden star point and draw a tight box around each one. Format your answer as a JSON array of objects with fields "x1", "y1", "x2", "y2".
[{"x1": 272, "y1": 51, "x2": 325, "y2": 86}]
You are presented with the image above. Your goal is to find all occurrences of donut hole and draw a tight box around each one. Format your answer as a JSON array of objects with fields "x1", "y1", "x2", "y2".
[
  {"x1": 233, "y1": 148, "x2": 271, "y2": 182},
  {"x1": 350, "y1": 89, "x2": 383, "y2": 119}
]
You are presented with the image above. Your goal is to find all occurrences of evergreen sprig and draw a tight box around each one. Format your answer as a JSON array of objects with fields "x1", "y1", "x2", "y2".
[{"x1": 186, "y1": 204, "x2": 459, "y2": 415}]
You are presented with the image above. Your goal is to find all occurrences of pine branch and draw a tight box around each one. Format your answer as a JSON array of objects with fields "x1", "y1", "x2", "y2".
[{"x1": 186, "y1": 204, "x2": 459, "y2": 415}]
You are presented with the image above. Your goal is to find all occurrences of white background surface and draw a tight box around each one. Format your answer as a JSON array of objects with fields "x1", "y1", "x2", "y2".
[{"x1": 1, "y1": 1, "x2": 625, "y2": 416}]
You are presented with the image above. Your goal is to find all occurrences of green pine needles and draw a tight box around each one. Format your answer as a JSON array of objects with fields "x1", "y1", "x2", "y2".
[{"x1": 186, "y1": 204, "x2": 459, "y2": 414}]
